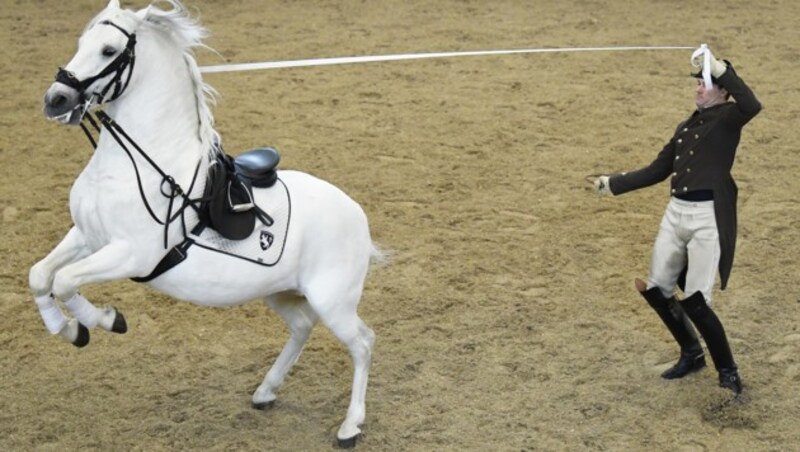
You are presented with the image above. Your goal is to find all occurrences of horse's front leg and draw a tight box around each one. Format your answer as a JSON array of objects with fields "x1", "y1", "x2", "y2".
[
  {"x1": 29, "y1": 226, "x2": 92, "y2": 340},
  {"x1": 50, "y1": 241, "x2": 140, "y2": 346}
]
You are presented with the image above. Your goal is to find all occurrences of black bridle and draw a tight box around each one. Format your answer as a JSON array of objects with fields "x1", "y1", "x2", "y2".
[{"x1": 55, "y1": 21, "x2": 137, "y2": 109}]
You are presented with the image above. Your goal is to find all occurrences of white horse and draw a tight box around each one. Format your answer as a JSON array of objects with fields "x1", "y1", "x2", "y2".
[{"x1": 30, "y1": 0, "x2": 381, "y2": 446}]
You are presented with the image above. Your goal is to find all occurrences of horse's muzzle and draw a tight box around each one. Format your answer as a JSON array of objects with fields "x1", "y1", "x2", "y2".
[{"x1": 43, "y1": 82, "x2": 83, "y2": 125}]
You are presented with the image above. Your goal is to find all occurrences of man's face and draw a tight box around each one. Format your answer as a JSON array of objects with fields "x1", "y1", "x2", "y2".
[{"x1": 694, "y1": 79, "x2": 727, "y2": 108}]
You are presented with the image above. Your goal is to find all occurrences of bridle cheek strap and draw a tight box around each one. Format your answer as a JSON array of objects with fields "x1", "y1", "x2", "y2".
[{"x1": 54, "y1": 20, "x2": 137, "y2": 104}]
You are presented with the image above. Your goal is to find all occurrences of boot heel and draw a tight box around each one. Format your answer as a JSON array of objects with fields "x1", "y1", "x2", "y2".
[{"x1": 719, "y1": 368, "x2": 743, "y2": 394}]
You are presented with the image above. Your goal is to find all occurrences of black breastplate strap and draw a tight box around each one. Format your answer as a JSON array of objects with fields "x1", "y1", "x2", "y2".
[{"x1": 130, "y1": 223, "x2": 204, "y2": 283}]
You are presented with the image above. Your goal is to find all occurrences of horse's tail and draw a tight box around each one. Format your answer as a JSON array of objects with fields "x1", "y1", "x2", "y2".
[{"x1": 369, "y1": 242, "x2": 391, "y2": 269}]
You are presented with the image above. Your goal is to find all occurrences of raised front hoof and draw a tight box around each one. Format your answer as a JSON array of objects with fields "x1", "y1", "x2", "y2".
[
  {"x1": 73, "y1": 323, "x2": 90, "y2": 348},
  {"x1": 110, "y1": 308, "x2": 128, "y2": 334},
  {"x1": 337, "y1": 434, "x2": 360, "y2": 449},
  {"x1": 251, "y1": 400, "x2": 275, "y2": 410}
]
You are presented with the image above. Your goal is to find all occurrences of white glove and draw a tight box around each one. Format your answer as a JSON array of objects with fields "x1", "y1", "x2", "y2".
[
  {"x1": 593, "y1": 175, "x2": 613, "y2": 196},
  {"x1": 692, "y1": 45, "x2": 727, "y2": 78},
  {"x1": 706, "y1": 48, "x2": 727, "y2": 78}
]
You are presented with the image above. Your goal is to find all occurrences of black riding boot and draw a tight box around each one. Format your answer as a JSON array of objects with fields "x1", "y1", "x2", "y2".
[
  {"x1": 681, "y1": 291, "x2": 742, "y2": 395},
  {"x1": 638, "y1": 283, "x2": 706, "y2": 379}
]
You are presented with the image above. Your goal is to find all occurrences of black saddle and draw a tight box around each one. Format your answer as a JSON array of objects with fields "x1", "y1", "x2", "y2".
[{"x1": 199, "y1": 147, "x2": 280, "y2": 240}]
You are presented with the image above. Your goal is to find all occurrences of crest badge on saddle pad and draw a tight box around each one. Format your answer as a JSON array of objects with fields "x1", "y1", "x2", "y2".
[{"x1": 259, "y1": 230, "x2": 274, "y2": 251}]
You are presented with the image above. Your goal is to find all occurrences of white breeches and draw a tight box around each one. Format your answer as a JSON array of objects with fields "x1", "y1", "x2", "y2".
[{"x1": 647, "y1": 198, "x2": 720, "y2": 305}]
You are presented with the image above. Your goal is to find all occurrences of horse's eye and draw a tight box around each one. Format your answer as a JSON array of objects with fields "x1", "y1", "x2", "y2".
[{"x1": 102, "y1": 46, "x2": 117, "y2": 57}]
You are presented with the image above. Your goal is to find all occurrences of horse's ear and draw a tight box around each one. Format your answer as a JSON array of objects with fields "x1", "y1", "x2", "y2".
[
  {"x1": 105, "y1": 0, "x2": 120, "y2": 10},
  {"x1": 134, "y1": 5, "x2": 152, "y2": 21}
]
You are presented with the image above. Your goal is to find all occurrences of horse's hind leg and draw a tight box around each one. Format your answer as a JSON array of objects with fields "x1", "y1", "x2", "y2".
[
  {"x1": 335, "y1": 317, "x2": 374, "y2": 447},
  {"x1": 305, "y1": 283, "x2": 375, "y2": 447},
  {"x1": 252, "y1": 292, "x2": 318, "y2": 409}
]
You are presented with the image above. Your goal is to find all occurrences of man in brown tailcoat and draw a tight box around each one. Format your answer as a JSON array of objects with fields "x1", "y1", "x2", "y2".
[{"x1": 591, "y1": 45, "x2": 761, "y2": 394}]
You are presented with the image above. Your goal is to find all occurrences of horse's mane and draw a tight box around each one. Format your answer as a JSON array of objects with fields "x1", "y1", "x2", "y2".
[{"x1": 112, "y1": 0, "x2": 222, "y2": 159}]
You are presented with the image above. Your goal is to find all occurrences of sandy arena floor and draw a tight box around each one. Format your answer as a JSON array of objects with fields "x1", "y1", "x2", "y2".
[{"x1": 1, "y1": 0, "x2": 799, "y2": 450}]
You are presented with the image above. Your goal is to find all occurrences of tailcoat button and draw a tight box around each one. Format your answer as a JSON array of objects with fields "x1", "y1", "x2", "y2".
[
  {"x1": 677, "y1": 138, "x2": 683, "y2": 144},
  {"x1": 683, "y1": 186, "x2": 688, "y2": 191}
]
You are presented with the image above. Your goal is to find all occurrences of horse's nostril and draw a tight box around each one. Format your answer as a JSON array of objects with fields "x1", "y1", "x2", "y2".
[{"x1": 50, "y1": 94, "x2": 68, "y2": 108}]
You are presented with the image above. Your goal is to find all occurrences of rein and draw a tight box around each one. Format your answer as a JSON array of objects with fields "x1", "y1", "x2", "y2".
[{"x1": 81, "y1": 111, "x2": 205, "y2": 249}]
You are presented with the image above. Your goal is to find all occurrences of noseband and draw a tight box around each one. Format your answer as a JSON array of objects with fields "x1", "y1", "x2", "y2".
[{"x1": 55, "y1": 21, "x2": 137, "y2": 107}]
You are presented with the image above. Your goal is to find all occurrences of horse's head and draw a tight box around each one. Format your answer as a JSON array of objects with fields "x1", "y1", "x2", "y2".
[
  {"x1": 44, "y1": 0, "x2": 220, "y2": 157},
  {"x1": 43, "y1": 0, "x2": 150, "y2": 125}
]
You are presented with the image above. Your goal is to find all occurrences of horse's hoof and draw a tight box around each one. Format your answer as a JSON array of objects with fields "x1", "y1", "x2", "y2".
[
  {"x1": 73, "y1": 323, "x2": 90, "y2": 348},
  {"x1": 251, "y1": 400, "x2": 275, "y2": 410},
  {"x1": 110, "y1": 308, "x2": 127, "y2": 334},
  {"x1": 337, "y1": 434, "x2": 360, "y2": 449}
]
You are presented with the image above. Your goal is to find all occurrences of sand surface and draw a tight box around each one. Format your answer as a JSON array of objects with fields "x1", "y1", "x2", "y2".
[{"x1": 2, "y1": 0, "x2": 799, "y2": 450}]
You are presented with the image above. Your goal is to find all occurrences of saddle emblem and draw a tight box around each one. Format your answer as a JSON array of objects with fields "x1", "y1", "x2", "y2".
[{"x1": 259, "y1": 230, "x2": 274, "y2": 251}]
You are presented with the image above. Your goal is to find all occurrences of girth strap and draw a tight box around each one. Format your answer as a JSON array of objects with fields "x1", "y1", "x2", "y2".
[{"x1": 130, "y1": 224, "x2": 202, "y2": 283}]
